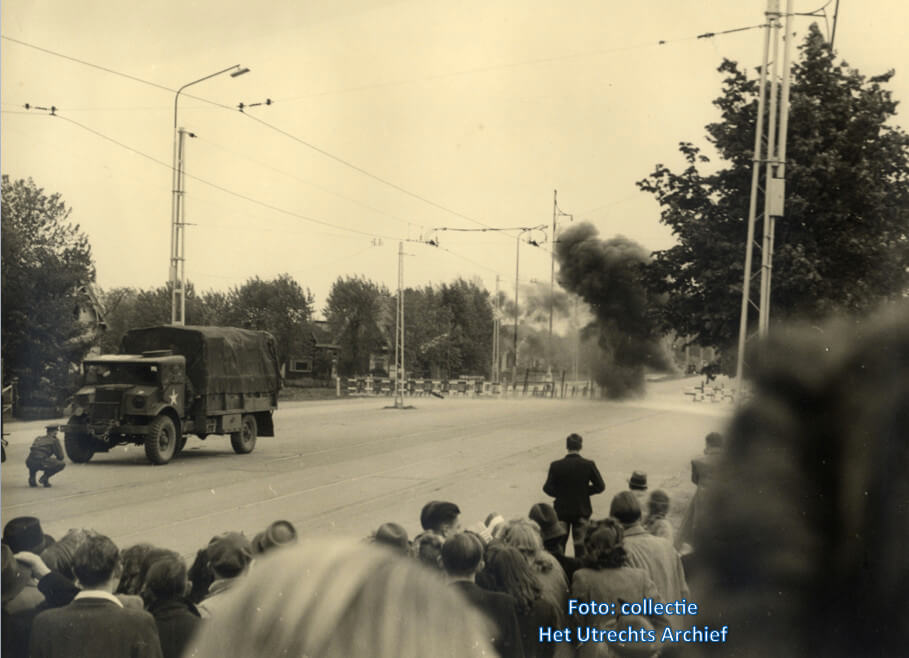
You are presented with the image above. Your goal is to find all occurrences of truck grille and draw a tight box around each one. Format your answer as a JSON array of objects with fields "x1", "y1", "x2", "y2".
[
  {"x1": 93, "y1": 389, "x2": 123, "y2": 421},
  {"x1": 92, "y1": 403, "x2": 120, "y2": 421}
]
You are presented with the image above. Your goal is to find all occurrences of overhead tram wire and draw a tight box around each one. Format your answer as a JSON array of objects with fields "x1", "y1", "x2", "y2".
[
  {"x1": 46, "y1": 111, "x2": 413, "y2": 245},
  {"x1": 30, "y1": 107, "x2": 500, "y2": 277},
  {"x1": 4, "y1": 20, "x2": 770, "y2": 239}
]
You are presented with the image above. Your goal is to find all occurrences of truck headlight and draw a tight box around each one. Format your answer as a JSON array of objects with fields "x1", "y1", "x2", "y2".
[{"x1": 131, "y1": 396, "x2": 146, "y2": 410}]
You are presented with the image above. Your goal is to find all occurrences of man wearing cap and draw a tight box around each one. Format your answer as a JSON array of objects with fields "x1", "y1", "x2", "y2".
[
  {"x1": 543, "y1": 433, "x2": 605, "y2": 556},
  {"x1": 26, "y1": 426, "x2": 66, "y2": 487},
  {"x1": 30, "y1": 533, "x2": 163, "y2": 658},
  {"x1": 197, "y1": 532, "x2": 253, "y2": 619}
]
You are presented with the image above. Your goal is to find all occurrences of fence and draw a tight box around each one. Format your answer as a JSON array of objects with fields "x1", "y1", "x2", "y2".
[{"x1": 338, "y1": 374, "x2": 599, "y2": 399}]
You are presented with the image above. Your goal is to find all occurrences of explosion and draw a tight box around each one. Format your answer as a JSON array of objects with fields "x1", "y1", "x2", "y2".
[{"x1": 555, "y1": 222, "x2": 671, "y2": 398}]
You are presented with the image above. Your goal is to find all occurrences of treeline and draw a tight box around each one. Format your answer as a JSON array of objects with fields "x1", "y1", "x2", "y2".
[{"x1": 100, "y1": 275, "x2": 499, "y2": 380}]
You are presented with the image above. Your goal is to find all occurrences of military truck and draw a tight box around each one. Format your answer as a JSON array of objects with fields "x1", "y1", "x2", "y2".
[{"x1": 63, "y1": 325, "x2": 281, "y2": 465}]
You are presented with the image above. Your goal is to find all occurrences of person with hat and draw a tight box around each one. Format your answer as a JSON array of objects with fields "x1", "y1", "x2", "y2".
[
  {"x1": 370, "y1": 522, "x2": 410, "y2": 554},
  {"x1": 3, "y1": 516, "x2": 55, "y2": 555},
  {"x1": 543, "y1": 433, "x2": 606, "y2": 556},
  {"x1": 197, "y1": 532, "x2": 253, "y2": 619},
  {"x1": 628, "y1": 469, "x2": 648, "y2": 504},
  {"x1": 252, "y1": 520, "x2": 298, "y2": 555},
  {"x1": 610, "y1": 491, "x2": 688, "y2": 606},
  {"x1": 26, "y1": 426, "x2": 66, "y2": 487},
  {"x1": 529, "y1": 502, "x2": 581, "y2": 580}
]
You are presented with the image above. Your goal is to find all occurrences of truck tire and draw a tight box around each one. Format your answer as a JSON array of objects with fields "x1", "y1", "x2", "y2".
[
  {"x1": 145, "y1": 415, "x2": 178, "y2": 465},
  {"x1": 64, "y1": 421, "x2": 96, "y2": 463},
  {"x1": 230, "y1": 415, "x2": 257, "y2": 454},
  {"x1": 175, "y1": 435, "x2": 188, "y2": 455}
]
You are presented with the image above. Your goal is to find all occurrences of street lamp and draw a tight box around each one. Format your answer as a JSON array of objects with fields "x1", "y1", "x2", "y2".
[{"x1": 169, "y1": 65, "x2": 249, "y2": 325}]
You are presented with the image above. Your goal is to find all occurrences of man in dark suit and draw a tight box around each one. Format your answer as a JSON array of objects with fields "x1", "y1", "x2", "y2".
[
  {"x1": 30, "y1": 533, "x2": 162, "y2": 658},
  {"x1": 442, "y1": 532, "x2": 524, "y2": 658},
  {"x1": 543, "y1": 433, "x2": 605, "y2": 556}
]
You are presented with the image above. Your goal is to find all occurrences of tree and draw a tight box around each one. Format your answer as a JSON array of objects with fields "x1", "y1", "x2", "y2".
[
  {"x1": 1, "y1": 176, "x2": 96, "y2": 405},
  {"x1": 438, "y1": 278, "x2": 494, "y2": 376},
  {"x1": 99, "y1": 282, "x2": 217, "y2": 354},
  {"x1": 324, "y1": 276, "x2": 392, "y2": 376},
  {"x1": 637, "y1": 25, "x2": 909, "y2": 355},
  {"x1": 222, "y1": 274, "x2": 314, "y2": 367}
]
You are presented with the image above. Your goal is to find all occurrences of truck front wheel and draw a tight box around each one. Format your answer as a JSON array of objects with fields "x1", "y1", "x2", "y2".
[
  {"x1": 64, "y1": 421, "x2": 96, "y2": 463},
  {"x1": 145, "y1": 416, "x2": 178, "y2": 465},
  {"x1": 230, "y1": 415, "x2": 257, "y2": 454}
]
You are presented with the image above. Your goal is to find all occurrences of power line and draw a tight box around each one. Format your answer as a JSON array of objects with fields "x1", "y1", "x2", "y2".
[{"x1": 47, "y1": 112, "x2": 414, "y2": 244}]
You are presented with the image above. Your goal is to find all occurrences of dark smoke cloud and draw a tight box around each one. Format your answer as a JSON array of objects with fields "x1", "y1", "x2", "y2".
[{"x1": 556, "y1": 222, "x2": 671, "y2": 398}]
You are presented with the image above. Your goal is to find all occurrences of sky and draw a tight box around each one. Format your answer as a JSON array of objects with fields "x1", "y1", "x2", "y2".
[{"x1": 2, "y1": 0, "x2": 907, "y2": 319}]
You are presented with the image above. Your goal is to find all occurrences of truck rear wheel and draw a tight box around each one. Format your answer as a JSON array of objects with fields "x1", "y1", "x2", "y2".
[
  {"x1": 145, "y1": 416, "x2": 178, "y2": 465},
  {"x1": 230, "y1": 415, "x2": 257, "y2": 454},
  {"x1": 64, "y1": 421, "x2": 96, "y2": 463}
]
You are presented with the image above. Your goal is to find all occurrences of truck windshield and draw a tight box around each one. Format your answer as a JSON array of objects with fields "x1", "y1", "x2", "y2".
[{"x1": 84, "y1": 363, "x2": 158, "y2": 386}]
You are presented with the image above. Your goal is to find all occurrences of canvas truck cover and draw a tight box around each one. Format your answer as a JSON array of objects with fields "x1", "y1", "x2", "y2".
[{"x1": 121, "y1": 326, "x2": 281, "y2": 395}]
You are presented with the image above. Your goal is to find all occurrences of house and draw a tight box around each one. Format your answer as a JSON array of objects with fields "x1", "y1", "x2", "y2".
[{"x1": 285, "y1": 320, "x2": 341, "y2": 383}]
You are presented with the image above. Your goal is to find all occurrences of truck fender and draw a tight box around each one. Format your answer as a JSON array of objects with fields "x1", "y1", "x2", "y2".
[{"x1": 149, "y1": 405, "x2": 183, "y2": 437}]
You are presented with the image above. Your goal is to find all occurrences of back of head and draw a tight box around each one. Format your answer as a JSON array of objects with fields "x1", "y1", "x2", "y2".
[
  {"x1": 419, "y1": 501, "x2": 460, "y2": 534},
  {"x1": 40, "y1": 528, "x2": 90, "y2": 581},
  {"x1": 610, "y1": 491, "x2": 642, "y2": 525},
  {"x1": 116, "y1": 543, "x2": 154, "y2": 595},
  {"x1": 481, "y1": 545, "x2": 541, "y2": 614},
  {"x1": 583, "y1": 518, "x2": 627, "y2": 570},
  {"x1": 440, "y1": 532, "x2": 483, "y2": 577},
  {"x1": 252, "y1": 520, "x2": 298, "y2": 555},
  {"x1": 207, "y1": 532, "x2": 253, "y2": 579},
  {"x1": 411, "y1": 531, "x2": 444, "y2": 571},
  {"x1": 143, "y1": 554, "x2": 187, "y2": 605},
  {"x1": 705, "y1": 432, "x2": 724, "y2": 449},
  {"x1": 73, "y1": 533, "x2": 119, "y2": 588},
  {"x1": 186, "y1": 538, "x2": 495, "y2": 658},
  {"x1": 372, "y1": 522, "x2": 409, "y2": 554},
  {"x1": 694, "y1": 303, "x2": 909, "y2": 657},
  {"x1": 647, "y1": 490, "x2": 670, "y2": 517},
  {"x1": 497, "y1": 519, "x2": 543, "y2": 558},
  {"x1": 566, "y1": 433, "x2": 583, "y2": 451}
]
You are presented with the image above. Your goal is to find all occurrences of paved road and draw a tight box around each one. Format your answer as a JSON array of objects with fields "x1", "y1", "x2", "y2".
[{"x1": 1, "y1": 377, "x2": 731, "y2": 557}]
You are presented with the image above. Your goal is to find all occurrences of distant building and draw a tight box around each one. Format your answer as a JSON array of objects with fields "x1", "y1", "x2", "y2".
[{"x1": 285, "y1": 320, "x2": 340, "y2": 383}]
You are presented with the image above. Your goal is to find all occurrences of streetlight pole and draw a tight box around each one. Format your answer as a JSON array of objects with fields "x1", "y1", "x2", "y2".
[{"x1": 170, "y1": 64, "x2": 249, "y2": 325}]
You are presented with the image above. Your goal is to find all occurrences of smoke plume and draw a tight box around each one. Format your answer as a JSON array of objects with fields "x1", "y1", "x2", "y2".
[{"x1": 556, "y1": 222, "x2": 670, "y2": 398}]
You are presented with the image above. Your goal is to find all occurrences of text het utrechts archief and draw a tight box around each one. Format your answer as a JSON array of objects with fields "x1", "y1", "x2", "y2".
[{"x1": 539, "y1": 598, "x2": 729, "y2": 647}]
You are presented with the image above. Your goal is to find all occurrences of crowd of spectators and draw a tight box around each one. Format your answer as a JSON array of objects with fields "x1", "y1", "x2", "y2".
[{"x1": 2, "y1": 302, "x2": 906, "y2": 657}]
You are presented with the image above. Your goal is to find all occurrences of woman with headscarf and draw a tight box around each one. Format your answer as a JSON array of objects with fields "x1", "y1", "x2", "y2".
[{"x1": 571, "y1": 518, "x2": 669, "y2": 657}]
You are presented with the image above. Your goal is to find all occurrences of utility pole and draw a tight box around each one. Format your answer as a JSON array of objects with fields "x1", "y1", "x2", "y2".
[
  {"x1": 169, "y1": 65, "x2": 249, "y2": 326},
  {"x1": 394, "y1": 242, "x2": 405, "y2": 408},
  {"x1": 734, "y1": 0, "x2": 793, "y2": 397},
  {"x1": 734, "y1": 2, "x2": 773, "y2": 397},
  {"x1": 760, "y1": 0, "x2": 794, "y2": 335},
  {"x1": 170, "y1": 127, "x2": 190, "y2": 325},
  {"x1": 492, "y1": 275, "x2": 500, "y2": 384},
  {"x1": 513, "y1": 234, "x2": 520, "y2": 385}
]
